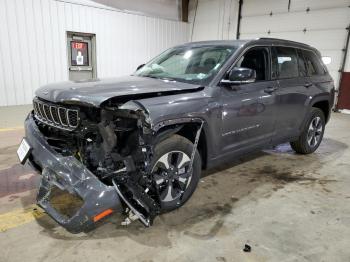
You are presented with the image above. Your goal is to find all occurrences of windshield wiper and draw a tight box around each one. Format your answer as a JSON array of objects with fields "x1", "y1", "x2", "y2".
[
  {"x1": 142, "y1": 75, "x2": 176, "y2": 82},
  {"x1": 142, "y1": 75, "x2": 159, "y2": 79},
  {"x1": 159, "y1": 77, "x2": 176, "y2": 82}
]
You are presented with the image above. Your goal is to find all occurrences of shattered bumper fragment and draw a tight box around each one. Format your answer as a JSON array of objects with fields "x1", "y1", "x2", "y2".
[{"x1": 24, "y1": 114, "x2": 122, "y2": 233}]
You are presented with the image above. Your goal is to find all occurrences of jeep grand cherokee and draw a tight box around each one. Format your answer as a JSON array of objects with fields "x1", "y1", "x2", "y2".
[{"x1": 18, "y1": 38, "x2": 334, "y2": 233}]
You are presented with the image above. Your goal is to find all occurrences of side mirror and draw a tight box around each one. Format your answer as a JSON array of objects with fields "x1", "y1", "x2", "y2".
[
  {"x1": 136, "y1": 64, "x2": 145, "y2": 71},
  {"x1": 221, "y1": 67, "x2": 256, "y2": 85}
]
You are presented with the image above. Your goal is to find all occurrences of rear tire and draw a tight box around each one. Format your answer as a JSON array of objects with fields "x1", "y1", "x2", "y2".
[
  {"x1": 150, "y1": 134, "x2": 201, "y2": 212},
  {"x1": 290, "y1": 107, "x2": 325, "y2": 154}
]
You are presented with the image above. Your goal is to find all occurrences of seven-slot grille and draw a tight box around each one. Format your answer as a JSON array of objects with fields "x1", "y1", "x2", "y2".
[{"x1": 33, "y1": 99, "x2": 79, "y2": 130}]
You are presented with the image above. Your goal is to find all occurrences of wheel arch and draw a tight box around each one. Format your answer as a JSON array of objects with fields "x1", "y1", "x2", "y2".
[
  {"x1": 310, "y1": 97, "x2": 331, "y2": 123},
  {"x1": 154, "y1": 118, "x2": 208, "y2": 170}
]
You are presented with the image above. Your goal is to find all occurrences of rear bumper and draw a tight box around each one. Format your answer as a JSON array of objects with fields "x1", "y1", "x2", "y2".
[{"x1": 24, "y1": 113, "x2": 122, "y2": 233}]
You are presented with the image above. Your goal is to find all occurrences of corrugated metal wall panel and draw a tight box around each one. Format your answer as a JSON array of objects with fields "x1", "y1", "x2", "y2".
[
  {"x1": 0, "y1": 36, "x2": 6, "y2": 106},
  {"x1": 0, "y1": 0, "x2": 189, "y2": 106},
  {"x1": 190, "y1": 0, "x2": 238, "y2": 41},
  {"x1": 91, "y1": 0, "x2": 180, "y2": 21}
]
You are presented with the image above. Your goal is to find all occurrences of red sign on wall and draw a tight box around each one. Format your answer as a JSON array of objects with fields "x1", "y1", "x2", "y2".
[
  {"x1": 71, "y1": 42, "x2": 87, "y2": 50},
  {"x1": 70, "y1": 41, "x2": 89, "y2": 66}
]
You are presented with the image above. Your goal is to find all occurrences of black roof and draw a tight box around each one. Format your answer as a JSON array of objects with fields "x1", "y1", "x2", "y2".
[
  {"x1": 252, "y1": 37, "x2": 311, "y2": 48},
  {"x1": 183, "y1": 39, "x2": 248, "y2": 47},
  {"x1": 182, "y1": 37, "x2": 313, "y2": 50}
]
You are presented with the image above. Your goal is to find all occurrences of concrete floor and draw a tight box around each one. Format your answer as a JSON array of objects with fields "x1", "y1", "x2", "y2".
[
  {"x1": 0, "y1": 111, "x2": 349, "y2": 262},
  {"x1": 0, "y1": 105, "x2": 32, "y2": 129}
]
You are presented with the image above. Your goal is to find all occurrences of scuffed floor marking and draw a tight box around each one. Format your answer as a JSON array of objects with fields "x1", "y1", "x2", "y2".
[{"x1": 0, "y1": 205, "x2": 44, "y2": 232}]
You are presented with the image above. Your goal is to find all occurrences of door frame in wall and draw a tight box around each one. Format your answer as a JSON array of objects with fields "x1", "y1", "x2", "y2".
[{"x1": 66, "y1": 31, "x2": 97, "y2": 80}]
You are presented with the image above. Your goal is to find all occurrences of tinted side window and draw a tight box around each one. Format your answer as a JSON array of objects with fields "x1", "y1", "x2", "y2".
[
  {"x1": 297, "y1": 49, "x2": 307, "y2": 77},
  {"x1": 235, "y1": 47, "x2": 269, "y2": 81},
  {"x1": 274, "y1": 47, "x2": 299, "y2": 79},
  {"x1": 303, "y1": 50, "x2": 326, "y2": 76}
]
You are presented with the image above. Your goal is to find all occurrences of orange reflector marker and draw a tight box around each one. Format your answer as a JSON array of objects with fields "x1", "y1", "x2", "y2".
[{"x1": 93, "y1": 209, "x2": 113, "y2": 222}]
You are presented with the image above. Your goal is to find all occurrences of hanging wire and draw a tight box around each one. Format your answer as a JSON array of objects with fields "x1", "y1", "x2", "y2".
[{"x1": 190, "y1": 0, "x2": 199, "y2": 41}]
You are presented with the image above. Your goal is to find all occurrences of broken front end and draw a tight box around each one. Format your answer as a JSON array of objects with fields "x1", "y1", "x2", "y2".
[{"x1": 21, "y1": 98, "x2": 178, "y2": 233}]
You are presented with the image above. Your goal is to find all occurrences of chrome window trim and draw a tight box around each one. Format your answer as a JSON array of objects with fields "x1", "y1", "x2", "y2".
[{"x1": 213, "y1": 42, "x2": 325, "y2": 86}]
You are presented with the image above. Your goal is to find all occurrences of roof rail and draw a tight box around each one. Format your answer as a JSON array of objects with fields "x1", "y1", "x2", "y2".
[{"x1": 256, "y1": 37, "x2": 311, "y2": 47}]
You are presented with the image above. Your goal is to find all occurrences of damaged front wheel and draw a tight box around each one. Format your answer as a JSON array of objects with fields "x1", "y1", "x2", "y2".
[{"x1": 151, "y1": 134, "x2": 201, "y2": 212}]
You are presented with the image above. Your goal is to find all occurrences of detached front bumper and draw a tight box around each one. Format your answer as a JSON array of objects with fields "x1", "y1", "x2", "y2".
[{"x1": 24, "y1": 113, "x2": 122, "y2": 233}]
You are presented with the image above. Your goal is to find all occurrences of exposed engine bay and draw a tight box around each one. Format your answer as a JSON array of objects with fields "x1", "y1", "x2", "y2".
[{"x1": 32, "y1": 97, "x2": 202, "y2": 227}]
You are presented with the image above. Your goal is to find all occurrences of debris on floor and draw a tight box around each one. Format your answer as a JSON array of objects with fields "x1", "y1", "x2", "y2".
[
  {"x1": 243, "y1": 244, "x2": 251, "y2": 252},
  {"x1": 121, "y1": 209, "x2": 140, "y2": 226}
]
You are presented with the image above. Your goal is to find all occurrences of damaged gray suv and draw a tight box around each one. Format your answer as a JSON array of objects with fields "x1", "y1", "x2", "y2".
[{"x1": 18, "y1": 38, "x2": 334, "y2": 233}]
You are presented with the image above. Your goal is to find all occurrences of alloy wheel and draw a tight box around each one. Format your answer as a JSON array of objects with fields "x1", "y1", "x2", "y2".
[
  {"x1": 151, "y1": 151, "x2": 192, "y2": 203},
  {"x1": 307, "y1": 116, "x2": 323, "y2": 148}
]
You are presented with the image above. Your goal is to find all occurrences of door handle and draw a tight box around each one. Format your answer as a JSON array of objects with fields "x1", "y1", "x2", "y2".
[
  {"x1": 69, "y1": 67, "x2": 93, "y2": 72},
  {"x1": 304, "y1": 82, "x2": 312, "y2": 88},
  {"x1": 264, "y1": 86, "x2": 277, "y2": 94}
]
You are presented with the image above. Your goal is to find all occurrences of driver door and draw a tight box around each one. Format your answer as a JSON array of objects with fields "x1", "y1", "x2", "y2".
[{"x1": 219, "y1": 47, "x2": 278, "y2": 155}]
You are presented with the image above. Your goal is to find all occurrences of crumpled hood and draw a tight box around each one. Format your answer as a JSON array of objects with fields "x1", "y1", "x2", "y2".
[{"x1": 35, "y1": 76, "x2": 202, "y2": 107}]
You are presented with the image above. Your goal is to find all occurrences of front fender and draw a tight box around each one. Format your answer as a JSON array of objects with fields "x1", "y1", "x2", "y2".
[{"x1": 119, "y1": 91, "x2": 222, "y2": 164}]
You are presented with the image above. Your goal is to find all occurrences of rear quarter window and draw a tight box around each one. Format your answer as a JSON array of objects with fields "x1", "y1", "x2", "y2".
[
  {"x1": 273, "y1": 47, "x2": 299, "y2": 79},
  {"x1": 302, "y1": 50, "x2": 327, "y2": 76},
  {"x1": 297, "y1": 49, "x2": 307, "y2": 77}
]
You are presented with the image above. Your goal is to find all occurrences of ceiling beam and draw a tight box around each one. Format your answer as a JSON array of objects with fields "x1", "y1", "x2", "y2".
[{"x1": 181, "y1": 0, "x2": 189, "y2": 22}]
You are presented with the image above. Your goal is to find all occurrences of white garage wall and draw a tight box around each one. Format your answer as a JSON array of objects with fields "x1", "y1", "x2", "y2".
[
  {"x1": 346, "y1": 47, "x2": 350, "y2": 72},
  {"x1": 0, "y1": 0, "x2": 189, "y2": 106},
  {"x1": 239, "y1": 0, "x2": 350, "y2": 89},
  {"x1": 92, "y1": 0, "x2": 181, "y2": 21},
  {"x1": 189, "y1": 0, "x2": 238, "y2": 41}
]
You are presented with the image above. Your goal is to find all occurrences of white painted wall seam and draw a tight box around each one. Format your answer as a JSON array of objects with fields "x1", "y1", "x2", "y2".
[{"x1": 4, "y1": 0, "x2": 18, "y2": 105}]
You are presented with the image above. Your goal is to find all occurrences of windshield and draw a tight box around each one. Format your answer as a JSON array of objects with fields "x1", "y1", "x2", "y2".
[{"x1": 134, "y1": 45, "x2": 237, "y2": 85}]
